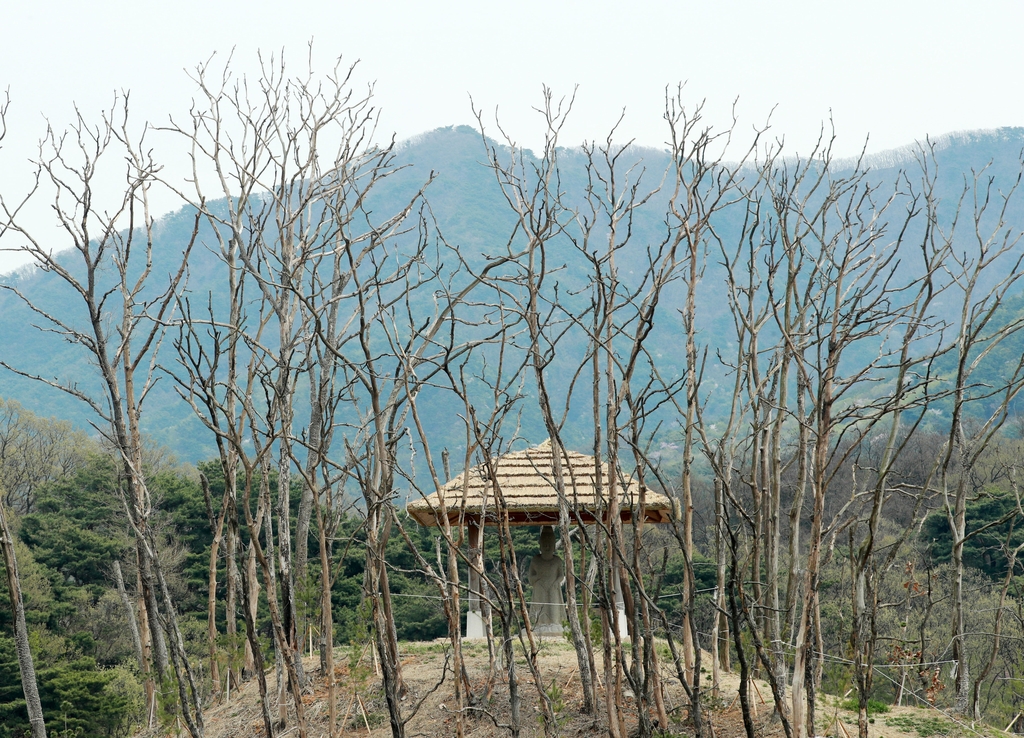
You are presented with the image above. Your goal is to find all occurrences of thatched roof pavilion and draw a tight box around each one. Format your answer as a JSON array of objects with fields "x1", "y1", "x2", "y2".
[
  {"x1": 408, "y1": 439, "x2": 672, "y2": 638},
  {"x1": 407, "y1": 439, "x2": 674, "y2": 527}
]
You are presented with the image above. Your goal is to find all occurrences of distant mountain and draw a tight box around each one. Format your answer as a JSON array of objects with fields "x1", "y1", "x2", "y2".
[{"x1": 3, "y1": 125, "x2": 1024, "y2": 464}]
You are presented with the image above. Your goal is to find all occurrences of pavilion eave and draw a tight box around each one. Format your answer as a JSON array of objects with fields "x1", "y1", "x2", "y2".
[{"x1": 407, "y1": 505, "x2": 674, "y2": 528}]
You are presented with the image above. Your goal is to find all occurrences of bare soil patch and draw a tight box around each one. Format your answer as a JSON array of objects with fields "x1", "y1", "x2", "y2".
[{"x1": 174, "y1": 640, "x2": 984, "y2": 738}]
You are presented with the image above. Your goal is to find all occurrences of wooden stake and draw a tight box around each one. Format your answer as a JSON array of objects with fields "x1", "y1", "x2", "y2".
[
  {"x1": 357, "y1": 695, "x2": 372, "y2": 733},
  {"x1": 1004, "y1": 711, "x2": 1022, "y2": 734},
  {"x1": 341, "y1": 694, "x2": 356, "y2": 733},
  {"x1": 837, "y1": 715, "x2": 853, "y2": 738}
]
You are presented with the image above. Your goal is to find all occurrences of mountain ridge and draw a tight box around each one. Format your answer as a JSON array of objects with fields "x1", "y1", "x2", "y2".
[{"x1": 3, "y1": 124, "x2": 1024, "y2": 464}]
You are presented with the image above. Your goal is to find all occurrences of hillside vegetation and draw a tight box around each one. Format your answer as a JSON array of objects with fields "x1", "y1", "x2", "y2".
[{"x1": 4, "y1": 403, "x2": 1024, "y2": 737}]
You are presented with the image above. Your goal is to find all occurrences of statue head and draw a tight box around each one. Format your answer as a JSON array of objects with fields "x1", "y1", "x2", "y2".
[{"x1": 539, "y1": 525, "x2": 556, "y2": 559}]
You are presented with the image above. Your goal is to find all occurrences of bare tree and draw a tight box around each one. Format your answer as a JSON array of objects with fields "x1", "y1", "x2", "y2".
[
  {"x1": 473, "y1": 87, "x2": 780, "y2": 738},
  {"x1": 838, "y1": 152, "x2": 951, "y2": 738},
  {"x1": 167, "y1": 49, "x2": 516, "y2": 738},
  {"x1": 930, "y1": 152, "x2": 1024, "y2": 717},
  {"x1": 0, "y1": 94, "x2": 204, "y2": 736},
  {"x1": 474, "y1": 88, "x2": 601, "y2": 723}
]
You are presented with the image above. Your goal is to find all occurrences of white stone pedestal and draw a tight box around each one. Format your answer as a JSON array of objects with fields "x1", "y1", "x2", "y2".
[
  {"x1": 520, "y1": 622, "x2": 565, "y2": 640},
  {"x1": 465, "y1": 609, "x2": 485, "y2": 639},
  {"x1": 616, "y1": 603, "x2": 629, "y2": 640}
]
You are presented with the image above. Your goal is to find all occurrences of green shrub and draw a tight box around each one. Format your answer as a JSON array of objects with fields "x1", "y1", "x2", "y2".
[{"x1": 840, "y1": 697, "x2": 891, "y2": 715}]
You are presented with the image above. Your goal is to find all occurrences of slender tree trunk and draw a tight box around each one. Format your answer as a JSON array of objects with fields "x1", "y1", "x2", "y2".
[
  {"x1": 134, "y1": 559, "x2": 157, "y2": 726},
  {"x1": 244, "y1": 537, "x2": 260, "y2": 677},
  {"x1": 368, "y1": 521, "x2": 406, "y2": 738},
  {"x1": 275, "y1": 406, "x2": 306, "y2": 693},
  {"x1": 680, "y1": 247, "x2": 699, "y2": 682},
  {"x1": 201, "y1": 473, "x2": 228, "y2": 700},
  {"x1": 113, "y1": 558, "x2": 152, "y2": 721},
  {"x1": 729, "y1": 560, "x2": 756, "y2": 738},
  {"x1": 314, "y1": 500, "x2": 336, "y2": 737},
  {"x1": 112, "y1": 560, "x2": 144, "y2": 674},
  {"x1": 767, "y1": 366, "x2": 787, "y2": 689},
  {"x1": 133, "y1": 538, "x2": 168, "y2": 679},
  {"x1": 950, "y1": 492, "x2": 970, "y2": 715},
  {"x1": 546, "y1": 440, "x2": 596, "y2": 715},
  {"x1": 239, "y1": 529, "x2": 276, "y2": 738},
  {"x1": 1, "y1": 501, "x2": 47, "y2": 738},
  {"x1": 714, "y1": 478, "x2": 730, "y2": 680},
  {"x1": 225, "y1": 496, "x2": 240, "y2": 691}
]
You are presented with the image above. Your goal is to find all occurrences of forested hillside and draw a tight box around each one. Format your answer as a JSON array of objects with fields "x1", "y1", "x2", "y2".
[{"x1": 4, "y1": 57, "x2": 1024, "y2": 738}]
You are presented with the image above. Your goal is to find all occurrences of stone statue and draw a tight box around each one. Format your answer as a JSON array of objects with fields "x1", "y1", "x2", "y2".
[{"x1": 528, "y1": 525, "x2": 565, "y2": 633}]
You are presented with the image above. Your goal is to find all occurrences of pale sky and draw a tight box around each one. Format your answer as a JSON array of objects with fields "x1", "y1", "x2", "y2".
[{"x1": 2, "y1": 0, "x2": 1022, "y2": 272}]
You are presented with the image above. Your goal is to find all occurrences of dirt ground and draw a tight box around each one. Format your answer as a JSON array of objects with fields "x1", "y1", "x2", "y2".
[{"x1": 185, "y1": 639, "x2": 983, "y2": 738}]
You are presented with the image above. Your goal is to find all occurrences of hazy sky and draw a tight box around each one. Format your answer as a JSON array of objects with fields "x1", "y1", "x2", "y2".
[{"x1": 2, "y1": 0, "x2": 1022, "y2": 272}]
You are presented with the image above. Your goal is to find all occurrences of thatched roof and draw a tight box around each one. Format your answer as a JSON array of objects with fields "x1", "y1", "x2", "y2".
[{"x1": 407, "y1": 439, "x2": 675, "y2": 527}]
